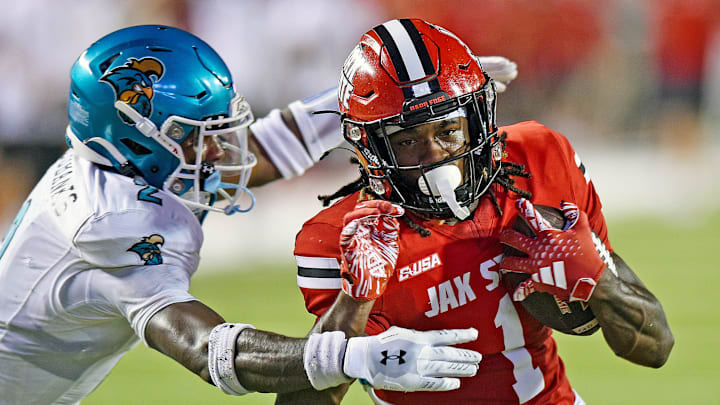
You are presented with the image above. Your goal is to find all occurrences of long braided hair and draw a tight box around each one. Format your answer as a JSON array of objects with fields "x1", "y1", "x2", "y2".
[{"x1": 318, "y1": 132, "x2": 532, "y2": 237}]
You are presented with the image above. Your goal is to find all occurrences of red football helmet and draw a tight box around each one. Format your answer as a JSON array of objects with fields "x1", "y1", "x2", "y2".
[{"x1": 339, "y1": 18, "x2": 502, "y2": 219}]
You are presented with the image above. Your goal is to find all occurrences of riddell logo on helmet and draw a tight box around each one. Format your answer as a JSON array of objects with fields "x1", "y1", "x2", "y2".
[{"x1": 360, "y1": 146, "x2": 380, "y2": 166}]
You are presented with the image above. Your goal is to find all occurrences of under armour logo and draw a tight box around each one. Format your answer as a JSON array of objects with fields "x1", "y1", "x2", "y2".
[
  {"x1": 200, "y1": 161, "x2": 216, "y2": 178},
  {"x1": 380, "y1": 350, "x2": 406, "y2": 365}
]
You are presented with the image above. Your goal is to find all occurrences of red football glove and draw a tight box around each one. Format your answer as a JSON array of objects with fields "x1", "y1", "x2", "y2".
[
  {"x1": 499, "y1": 198, "x2": 607, "y2": 302},
  {"x1": 340, "y1": 200, "x2": 404, "y2": 301}
]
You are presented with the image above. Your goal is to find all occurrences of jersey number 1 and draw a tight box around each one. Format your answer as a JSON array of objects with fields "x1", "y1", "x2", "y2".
[{"x1": 494, "y1": 294, "x2": 545, "y2": 403}]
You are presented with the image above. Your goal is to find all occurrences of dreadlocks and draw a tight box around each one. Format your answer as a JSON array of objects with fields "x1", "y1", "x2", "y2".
[
  {"x1": 318, "y1": 177, "x2": 365, "y2": 207},
  {"x1": 317, "y1": 133, "x2": 532, "y2": 237}
]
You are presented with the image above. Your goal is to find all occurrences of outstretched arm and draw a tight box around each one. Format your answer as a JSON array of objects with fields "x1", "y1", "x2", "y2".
[
  {"x1": 246, "y1": 88, "x2": 341, "y2": 187},
  {"x1": 146, "y1": 297, "x2": 481, "y2": 399},
  {"x1": 589, "y1": 253, "x2": 674, "y2": 367},
  {"x1": 145, "y1": 300, "x2": 312, "y2": 393}
]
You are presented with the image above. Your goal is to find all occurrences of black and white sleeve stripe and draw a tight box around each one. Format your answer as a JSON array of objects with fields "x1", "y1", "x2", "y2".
[
  {"x1": 574, "y1": 152, "x2": 591, "y2": 184},
  {"x1": 296, "y1": 256, "x2": 342, "y2": 289}
]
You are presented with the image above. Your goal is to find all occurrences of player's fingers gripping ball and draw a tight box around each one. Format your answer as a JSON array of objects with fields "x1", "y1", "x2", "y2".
[
  {"x1": 499, "y1": 198, "x2": 607, "y2": 302},
  {"x1": 340, "y1": 200, "x2": 404, "y2": 301}
]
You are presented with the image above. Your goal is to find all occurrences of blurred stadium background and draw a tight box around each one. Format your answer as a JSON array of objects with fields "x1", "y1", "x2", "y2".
[{"x1": 1, "y1": 0, "x2": 719, "y2": 403}]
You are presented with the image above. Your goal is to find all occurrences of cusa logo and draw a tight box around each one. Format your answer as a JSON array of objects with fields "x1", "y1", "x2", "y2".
[{"x1": 398, "y1": 253, "x2": 442, "y2": 281}]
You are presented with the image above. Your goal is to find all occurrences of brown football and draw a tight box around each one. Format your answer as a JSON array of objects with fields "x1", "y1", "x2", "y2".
[{"x1": 501, "y1": 205, "x2": 600, "y2": 336}]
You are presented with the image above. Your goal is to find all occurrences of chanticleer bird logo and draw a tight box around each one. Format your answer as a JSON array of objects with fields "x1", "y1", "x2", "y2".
[
  {"x1": 99, "y1": 57, "x2": 165, "y2": 124},
  {"x1": 128, "y1": 234, "x2": 165, "y2": 265}
]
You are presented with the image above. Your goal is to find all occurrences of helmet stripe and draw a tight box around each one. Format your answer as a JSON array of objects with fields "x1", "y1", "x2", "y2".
[
  {"x1": 398, "y1": 19, "x2": 441, "y2": 94},
  {"x1": 374, "y1": 20, "x2": 441, "y2": 99},
  {"x1": 373, "y1": 23, "x2": 415, "y2": 99},
  {"x1": 382, "y1": 20, "x2": 426, "y2": 82}
]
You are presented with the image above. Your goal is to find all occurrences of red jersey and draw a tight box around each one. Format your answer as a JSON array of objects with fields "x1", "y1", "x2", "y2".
[{"x1": 294, "y1": 121, "x2": 611, "y2": 404}]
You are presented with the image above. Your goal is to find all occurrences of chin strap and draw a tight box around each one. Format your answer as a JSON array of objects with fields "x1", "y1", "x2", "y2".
[
  {"x1": 66, "y1": 126, "x2": 133, "y2": 171},
  {"x1": 114, "y1": 101, "x2": 160, "y2": 138}
]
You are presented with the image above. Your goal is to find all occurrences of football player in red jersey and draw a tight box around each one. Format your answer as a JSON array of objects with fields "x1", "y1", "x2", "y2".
[{"x1": 277, "y1": 18, "x2": 674, "y2": 405}]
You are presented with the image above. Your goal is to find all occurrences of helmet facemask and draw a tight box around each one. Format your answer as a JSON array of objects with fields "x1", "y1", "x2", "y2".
[
  {"x1": 113, "y1": 94, "x2": 257, "y2": 217},
  {"x1": 343, "y1": 79, "x2": 501, "y2": 220},
  {"x1": 161, "y1": 95, "x2": 257, "y2": 216}
]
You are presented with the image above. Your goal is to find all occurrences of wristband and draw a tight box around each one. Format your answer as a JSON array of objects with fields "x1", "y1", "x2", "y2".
[
  {"x1": 303, "y1": 331, "x2": 352, "y2": 390},
  {"x1": 207, "y1": 323, "x2": 256, "y2": 396}
]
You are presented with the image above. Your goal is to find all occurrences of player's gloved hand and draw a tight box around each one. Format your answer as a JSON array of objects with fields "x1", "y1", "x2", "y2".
[
  {"x1": 499, "y1": 198, "x2": 607, "y2": 302},
  {"x1": 344, "y1": 326, "x2": 481, "y2": 392},
  {"x1": 474, "y1": 56, "x2": 518, "y2": 93},
  {"x1": 340, "y1": 200, "x2": 404, "y2": 301}
]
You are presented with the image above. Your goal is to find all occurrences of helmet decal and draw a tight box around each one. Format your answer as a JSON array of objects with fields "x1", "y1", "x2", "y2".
[
  {"x1": 339, "y1": 44, "x2": 365, "y2": 110},
  {"x1": 99, "y1": 57, "x2": 165, "y2": 124},
  {"x1": 128, "y1": 234, "x2": 165, "y2": 265}
]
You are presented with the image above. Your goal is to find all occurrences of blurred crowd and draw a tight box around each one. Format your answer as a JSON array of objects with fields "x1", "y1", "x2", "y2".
[{"x1": 1, "y1": 0, "x2": 719, "y2": 235}]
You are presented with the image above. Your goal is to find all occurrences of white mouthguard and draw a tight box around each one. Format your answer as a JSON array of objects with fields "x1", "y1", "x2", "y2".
[{"x1": 417, "y1": 165, "x2": 470, "y2": 219}]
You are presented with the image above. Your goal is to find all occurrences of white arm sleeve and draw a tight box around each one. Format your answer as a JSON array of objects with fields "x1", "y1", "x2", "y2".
[
  {"x1": 287, "y1": 87, "x2": 343, "y2": 161},
  {"x1": 250, "y1": 87, "x2": 343, "y2": 179}
]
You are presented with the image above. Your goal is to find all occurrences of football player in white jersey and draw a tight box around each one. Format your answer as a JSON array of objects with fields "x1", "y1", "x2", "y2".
[{"x1": 0, "y1": 25, "x2": 522, "y2": 405}]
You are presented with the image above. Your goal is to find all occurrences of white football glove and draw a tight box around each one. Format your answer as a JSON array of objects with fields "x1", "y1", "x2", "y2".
[
  {"x1": 344, "y1": 326, "x2": 481, "y2": 392},
  {"x1": 475, "y1": 56, "x2": 518, "y2": 93}
]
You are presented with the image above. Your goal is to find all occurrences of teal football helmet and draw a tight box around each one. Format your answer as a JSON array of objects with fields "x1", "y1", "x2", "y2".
[{"x1": 66, "y1": 25, "x2": 256, "y2": 216}]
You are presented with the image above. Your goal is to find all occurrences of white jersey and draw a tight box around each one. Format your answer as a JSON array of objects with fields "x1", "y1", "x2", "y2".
[{"x1": 0, "y1": 151, "x2": 203, "y2": 405}]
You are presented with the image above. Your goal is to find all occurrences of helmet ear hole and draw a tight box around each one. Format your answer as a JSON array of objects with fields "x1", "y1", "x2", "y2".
[{"x1": 120, "y1": 138, "x2": 152, "y2": 155}]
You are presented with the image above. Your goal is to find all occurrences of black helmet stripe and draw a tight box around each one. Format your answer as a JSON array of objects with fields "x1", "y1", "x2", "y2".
[
  {"x1": 374, "y1": 19, "x2": 441, "y2": 100},
  {"x1": 373, "y1": 23, "x2": 414, "y2": 99},
  {"x1": 398, "y1": 19, "x2": 441, "y2": 94}
]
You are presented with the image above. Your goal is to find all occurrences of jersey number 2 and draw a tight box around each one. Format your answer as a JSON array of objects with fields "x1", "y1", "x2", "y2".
[
  {"x1": 494, "y1": 294, "x2": 545, "y2": 403},
  {"x1": 137, "y1": 185, "x2": 162, "y2": 205}
]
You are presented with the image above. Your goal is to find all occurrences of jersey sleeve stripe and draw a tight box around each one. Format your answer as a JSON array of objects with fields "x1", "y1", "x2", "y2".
[
  {"x1": 297, "y1": 275, "x2": 342, "y2": 289},
  {"x1": 298, "y1": 267, "x2": 341, "y2": 278},
  {"x1": 296, "y1": 256, "x2": 342, "y2": 289},
  {"x1": 295, "y1": 255, "x2": 340, "y2": 269},
  {"x1": 574, "y1": 152, "x2": 590, "y2": 184}
]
